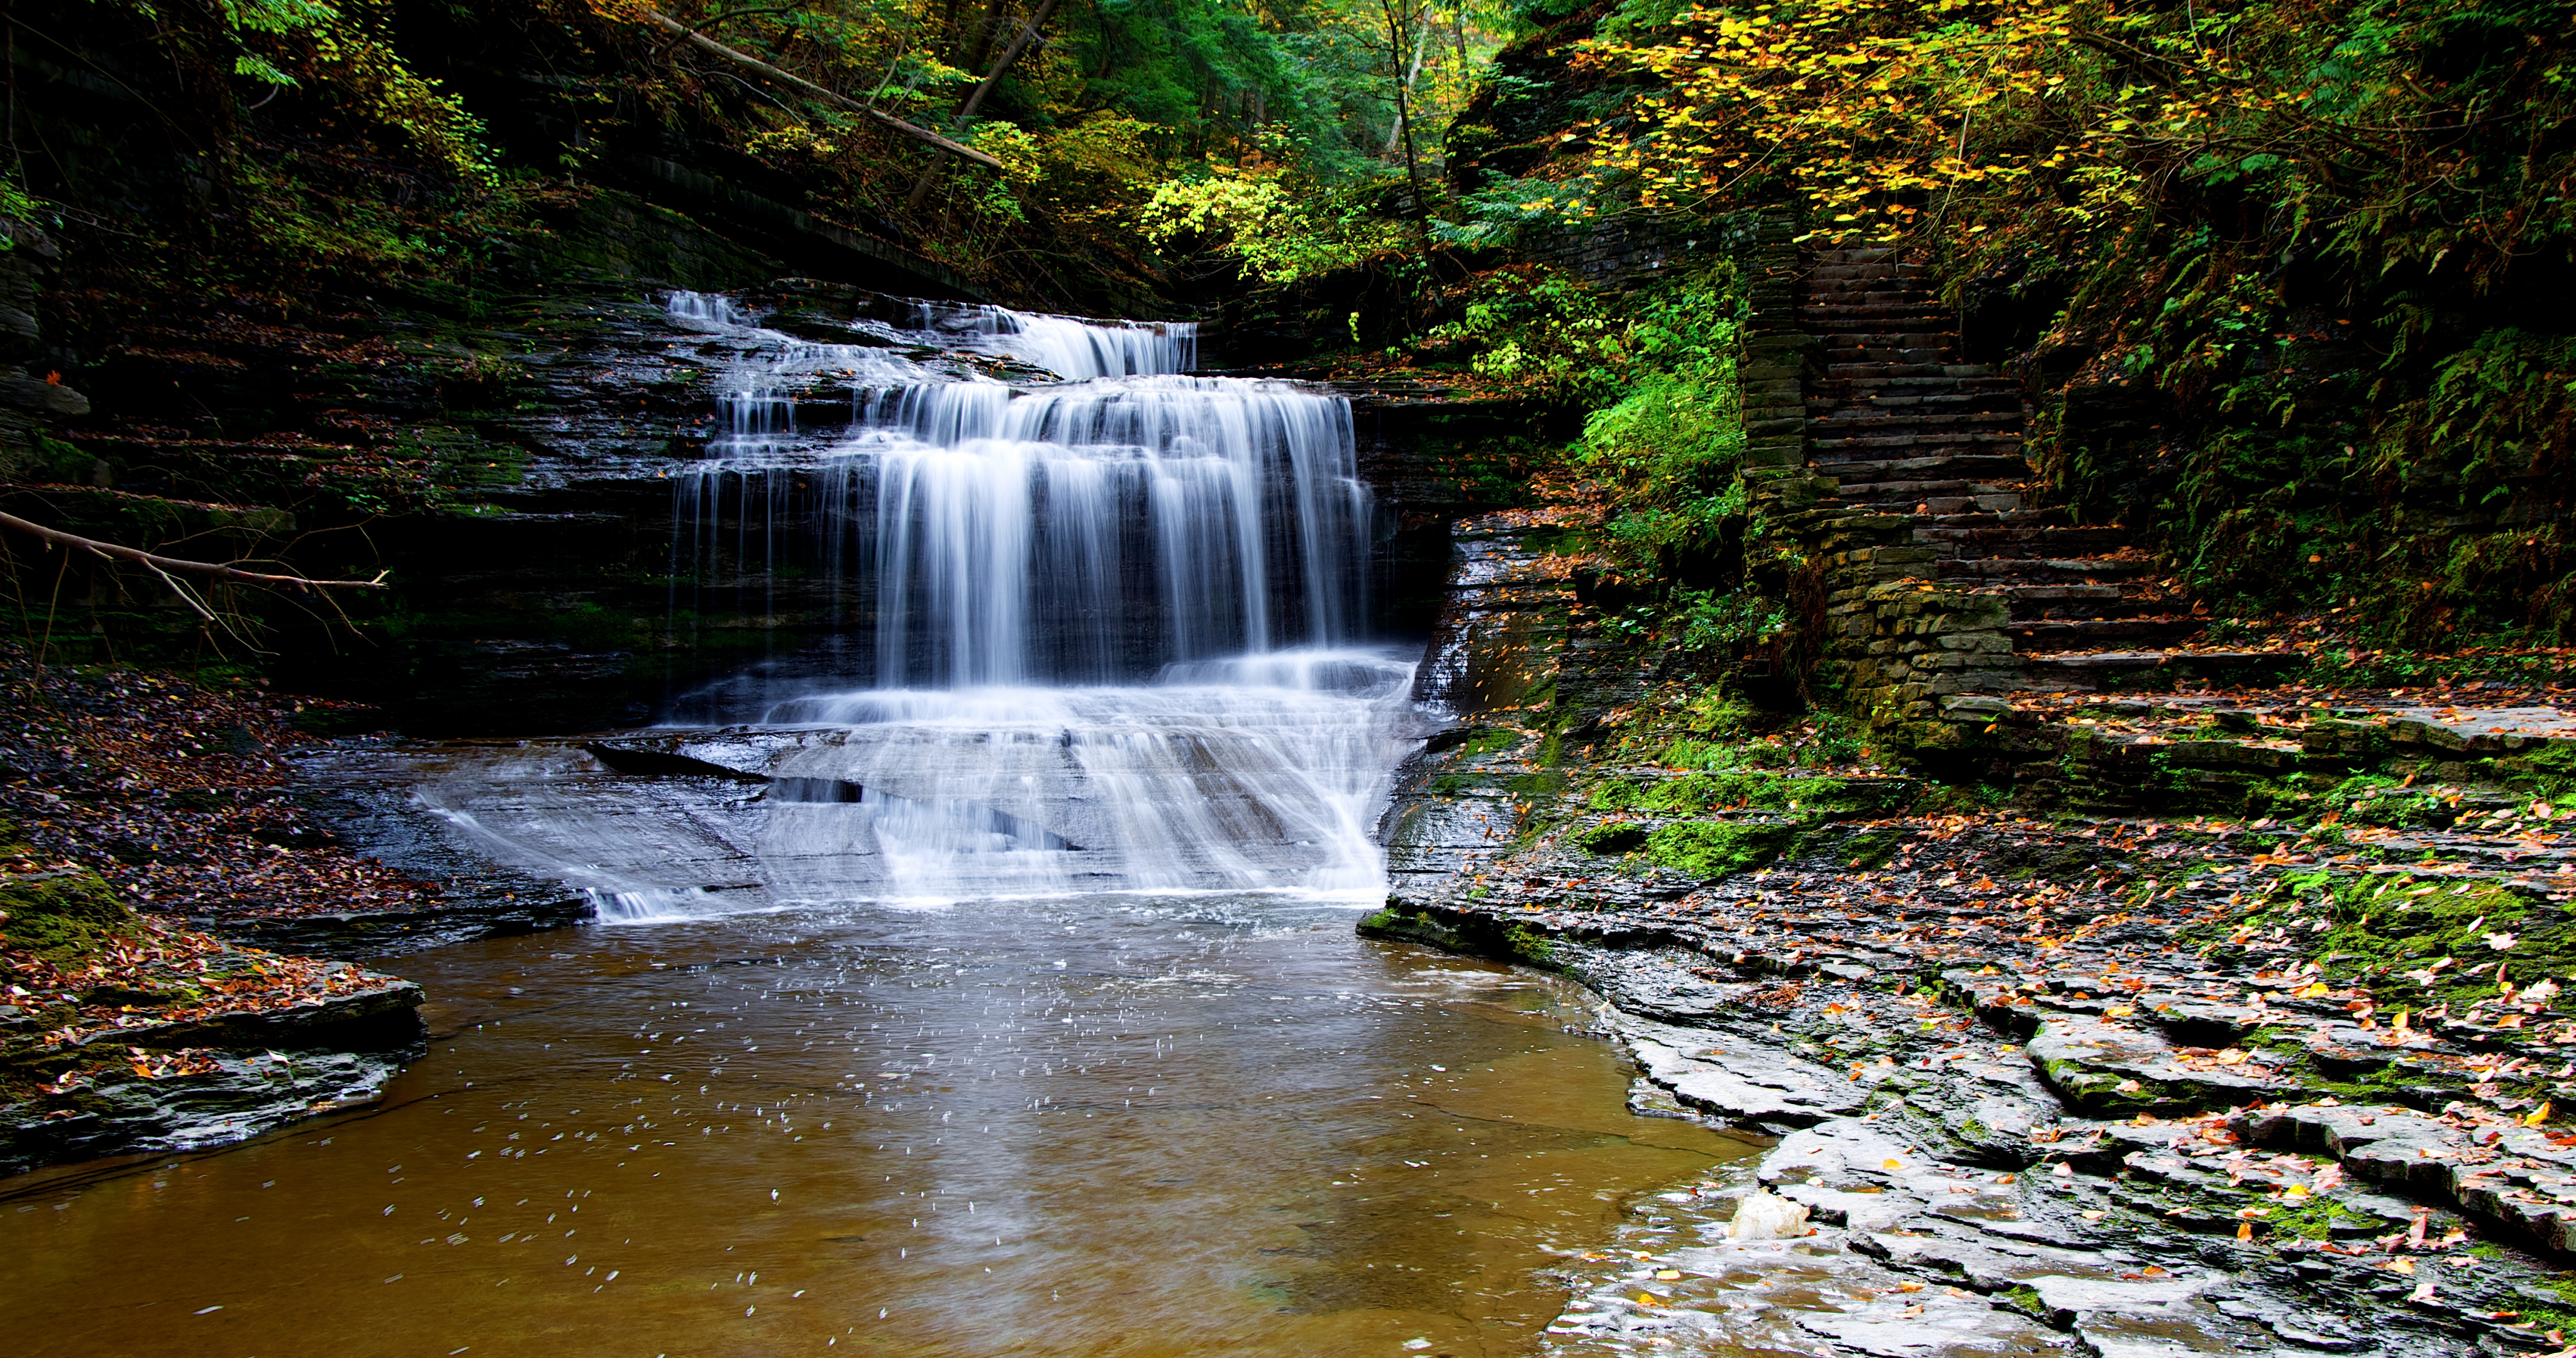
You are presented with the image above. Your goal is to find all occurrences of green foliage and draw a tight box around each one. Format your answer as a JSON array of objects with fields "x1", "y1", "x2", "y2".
[
  {"x1": 2092, "y1": 316, "x2": 2576, "y2": 641},
  {"x1": 1577, "y1": 268, "x2": 1748, "y2": 569},
  {"x1": 1140, "y1": 148, "x2": 1410, "y2": 282},
  {"x1": 184, "y1": 0, "x2": 493, "y2": 177},
  {"x1": 1501, "y1": 0, "x2": 2576, "y2": 641},
  {"x1": 1411, "y1": 267, "x2": 1628, "y2": 398}
]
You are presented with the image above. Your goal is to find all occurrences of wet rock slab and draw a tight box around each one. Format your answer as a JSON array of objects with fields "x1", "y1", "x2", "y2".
[{"x1": 0, "y1": 971, "x2": 423, "y2": 1174}]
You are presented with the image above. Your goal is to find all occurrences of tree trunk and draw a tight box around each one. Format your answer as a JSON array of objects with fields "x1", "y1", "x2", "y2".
[
  {"x1": 957, "y1": 0, "x2": 1063, "y2": 123},
  {"x1": 1378, "y1": 0, "x2": 1428, "y2": 224},
  {"x1": 908, "y1": 0, "x2": 1063, "y2": 210}
]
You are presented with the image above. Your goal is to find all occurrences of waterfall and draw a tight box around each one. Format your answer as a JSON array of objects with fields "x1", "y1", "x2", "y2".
[
  {"x1": 667, "y1": 295, "x2": 1369, "y2": 689},
  {"x1": 582, "y1": 291, "x2": 1412, "y2": 905}
]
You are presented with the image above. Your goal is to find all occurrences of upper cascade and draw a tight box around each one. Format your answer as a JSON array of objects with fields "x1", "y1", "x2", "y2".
[
  {"x1": 663, "y1": 290, "x2": 1372, "y2": 693},
  {"x1": 909, "y1": 301, "x2": 1197, "y2": 380}
]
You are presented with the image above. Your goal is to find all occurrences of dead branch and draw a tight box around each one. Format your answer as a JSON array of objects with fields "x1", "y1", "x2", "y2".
[
  {"x1": 643, "y1": 10, "x2": 1007, "y2": 172},
  {"x1": 0, "y1": 510, "x2": 389, "y2": 592}
]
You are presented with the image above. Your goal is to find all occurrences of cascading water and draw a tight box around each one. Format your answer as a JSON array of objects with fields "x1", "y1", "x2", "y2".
[{"x1": 421, "y1": 292, "x2": 1416, "y2": 913}]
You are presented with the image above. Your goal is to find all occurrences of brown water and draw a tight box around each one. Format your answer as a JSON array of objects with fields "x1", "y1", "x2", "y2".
[{"x1": 0, "y1": 894, "x2": 1755, "y2": 1357}]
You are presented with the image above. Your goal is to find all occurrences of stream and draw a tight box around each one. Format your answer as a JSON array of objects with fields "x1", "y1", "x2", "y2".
[{"x1": 4, "y1": 898, "x2": 1750, "y2": 1357}]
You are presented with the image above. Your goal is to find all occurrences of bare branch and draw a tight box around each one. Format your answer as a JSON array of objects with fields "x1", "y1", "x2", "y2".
[
  {"x1": 642, "y1": 10, "x2": 1006, "y2": 171},
  {"x1": 0, "y1": 510, "x2": 389, "y2": 592}
]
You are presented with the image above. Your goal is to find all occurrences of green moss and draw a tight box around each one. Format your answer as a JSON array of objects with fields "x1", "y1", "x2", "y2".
[
  {"x1": 2266, "y1": 1193, "x2": 2380, "y2": 1240},
  {"x1": 1506, "y1": 770, "x2": 1568, "y2": 798},
  {"x1": 1450, "y1": 729, "x2": 1520, "y2": 759},
  {"x1": 0, "y1": 868, "x2": 143, "y2": 963},
  {"x1": 2517, "y1": 1278, "x2": 2576, "y2": 1334},
  {"x1": 1629, "y1": 770, "x2": 1911, "y2": 819},
  {"x1": 1588, "y1": 779, "x2": 1645, "y2": 810},
  {"x1": 1643, "y1": 820, "x2": 1799, "y2": 878},
  {"x1": 1574, "y1": 821, "x2": 1650, "y2": 854},
  {"x1": 2490, "y1": 741, "x2": 2576, "y2": 802},
  {"x1": 1841, "y1": 826, "x2": 1908, "y2": 869},
  {"x1": 2193, "y1": 870, "x2": 2573, "y2": 1008},
  {"x1": 1504, "y1": 924, "x2": 1558, "y2": 964}
]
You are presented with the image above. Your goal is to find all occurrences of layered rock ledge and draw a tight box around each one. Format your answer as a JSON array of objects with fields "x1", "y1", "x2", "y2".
[{"x1": 1365, "y1": 511, "x2": 2576, "y2": 1357}]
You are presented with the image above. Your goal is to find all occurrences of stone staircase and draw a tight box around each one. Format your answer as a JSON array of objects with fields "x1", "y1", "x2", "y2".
[{"x1": 1752, "y1": 244, "x2": 2296, "y2": 742}]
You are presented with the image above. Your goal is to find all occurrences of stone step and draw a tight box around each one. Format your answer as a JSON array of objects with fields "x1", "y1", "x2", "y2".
[
  {"x1": 1809, "y1": 263, "x2": 1900, "y2": 282},
  {"x1": 1811, "y1": 429, "x2": 2027, "y2": 454},
  {"x1": 1813, "y1": 453, "x2": 2035, "y2": 482},
  {"x1": 1811, "y1": 390, "x2": 2024, "y2": 414},
  {"x1": 1918, "y1": 523, "x2": 2135, "y2": 558},
  {"x1": 1802, "y1": 283, "x2": 1939, "y2": 298},
  {"x1": 2002, "y1": 586, "x2": 2194, "y2": 623},
  {"x1": 1812, "y1": 247, "x2": 1898, "y2": 263},
  {"x1": 2006, "y1": 649, "x2": 2307, "y2": 692},
  {"x1": 1809, "y1": 400, "x2": 2019, "y2": 422},
  {"x1": 1935, "y1": 492, "x2": 2027, "y2": 516},
  {"x1": 1921, "y1": 507, "x2": 2069, "y2": 529},
  {"x1": 1823, "y1": 373, "x2": 2018, "y2": 394},
  {"x1": 1824, "y1": 362, "x2": 2000, "y2": 381},
  {"x1": 2001, "y1": 583, "x2": 2126, "y2": 604},
  {"x1": 1807, "y1": 411, "x2": 2024, "y2": 436},
  {"x1": 2007, "y1": 617, "x2": 2206, "y2": 646},
  {"x1": 1799, "y1": 302, "x2": 1952, "y2": 321},
  {"x1": 1804, "y1": 284, "x2": 1934, "y2": 304},
  {"x1": 1830, "y1": 477, "x2": 2029, "y2": 501},
  {"x1": 1936, "y1": 556, "x2": 2161, "y2": 584},
  {"x1": 1823, "y1": 334, "x2": 1963, "y2": 352},
  {"x1": 1803, "y1": 321, "x2": 1960, "y2": 340},
  {"x1": 1807, "y1": 260, "x2": 1924, "y2": 277}
]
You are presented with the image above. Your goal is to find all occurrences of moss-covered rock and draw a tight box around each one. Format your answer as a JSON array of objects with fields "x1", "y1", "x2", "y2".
[
  {"x1": 0, "y1": 867, "x2": 141, "y2": 963},
  {"x1": 1643, "y1": 819, "x2": 1801, "y2": 878}
]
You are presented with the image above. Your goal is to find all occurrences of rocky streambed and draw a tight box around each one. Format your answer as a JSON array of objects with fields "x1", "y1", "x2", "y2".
[{"x1": 1361, "y1": 513, "x2": 2576, "y2": 1356}]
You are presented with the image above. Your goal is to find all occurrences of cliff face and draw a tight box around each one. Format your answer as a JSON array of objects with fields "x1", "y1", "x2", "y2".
[{"x1": 3, "y1": 211, "x2": 1519, "y2": 733}]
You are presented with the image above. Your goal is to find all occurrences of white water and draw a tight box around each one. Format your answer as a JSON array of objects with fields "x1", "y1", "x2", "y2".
[
  {"x1": 665, "y1": 294, "x2": 1368, "y2": 687},
  {"x1": 424, "y1": 294, "x2": 1413, "y2": 915}
]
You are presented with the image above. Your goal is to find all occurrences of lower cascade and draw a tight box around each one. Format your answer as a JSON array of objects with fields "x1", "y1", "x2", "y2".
[{"x1": 427, "y1": 292, "x2": 1418, "y2": 914}]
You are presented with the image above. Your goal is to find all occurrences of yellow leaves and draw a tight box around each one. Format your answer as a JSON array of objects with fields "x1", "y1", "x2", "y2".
[{"x1": 2526, "y1": 1101, "x2": 2554, "y2": 1127}]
